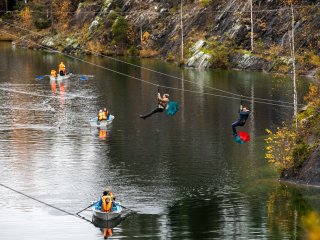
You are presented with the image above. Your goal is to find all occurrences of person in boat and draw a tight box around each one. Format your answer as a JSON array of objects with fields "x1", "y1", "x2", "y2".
[
  {"x1": 58, "y1": 62, "x2": 66, "y2": 76},
  {"x1": 232, "y1": 97, "x2": 250, "y2": 137},
  {"x1": 97, "y1": 188, "x2": 115, "y2": 211},
  {"x1": 140, "y1": 89, "x2": 169, "y2": 119},
  {"x1": 103, "y1": 108, "x2": 110, "y2": 120},
  {"x1": 98, "y1": 109, "x2": 104, "y2": 122},
  {"x1": 50, "y1": 69, "x2": 57, "y2": 77}
]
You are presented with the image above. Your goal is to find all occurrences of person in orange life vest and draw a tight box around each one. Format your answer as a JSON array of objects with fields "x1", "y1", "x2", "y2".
[
  {"x1": 101, "y1": 195, "x2": 112, "y2": 212},
  {"x1": 97, "y1": 189, "x2": 115, "y2": 210},
  {"x1": 98, "y1": 109, "x2": 104, "y2": 121},
  {"x1": 59, "y1": 62, "x2": 66, "y2": 76},
  {"x1": 50, "y1": 69, "x2": 57, "y2": 77},
  {"x1": 140, "y1": 89, "x2": 169, "y2": 119},
  {"x1": 103, "y1": 108, "x2": 110, "y2": 120}
]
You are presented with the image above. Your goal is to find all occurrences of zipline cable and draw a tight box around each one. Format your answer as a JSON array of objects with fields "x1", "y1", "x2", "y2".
[
  {"x1": 1, "y1": 20, "x2": 304, "y2": 107},
  {"x1": 0, "y1": 183, "x2": 92, "y2": 223},
  {"x1": 0, "y1": 29, "x2": 300, "y2": 109}
]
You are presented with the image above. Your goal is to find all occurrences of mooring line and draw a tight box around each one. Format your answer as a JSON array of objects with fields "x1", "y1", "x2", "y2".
[{"x1": 0, "y1": 183, "x2": 92, "y2": 223}]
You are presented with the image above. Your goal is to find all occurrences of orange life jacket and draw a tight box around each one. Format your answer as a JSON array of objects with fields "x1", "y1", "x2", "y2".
[
  {"x1": 102, "y1": 111, "x2": 107, "y2": 120},
  {"x1": 51, "y1": 70, "x2": 57, "y2": 77},
  {"x1": 101, "y1": 196, "x2": 112, "y2": 212},
  {"x1": 59, "y1": 63, "x2": 66, "y2": 72},
  {"x1": 98, "y1": 111, "x2": 104, "y2": 121}
]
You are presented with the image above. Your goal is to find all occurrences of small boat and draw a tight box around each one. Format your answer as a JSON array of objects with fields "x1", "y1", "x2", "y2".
[
  {"x1": 92, "y1": 201, "x2": 122, "y2": 221},
  {"x1": 90, "y1": 115, "x2": 115, "y2": 127},
  {"x1": 49, "y1": 73, "x2": 72, "y2": 81}
]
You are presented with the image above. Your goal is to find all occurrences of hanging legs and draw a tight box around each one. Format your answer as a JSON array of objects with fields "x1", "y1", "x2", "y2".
[
  {"x1": 140, "y1": 107, "x2": 164, "y2": 119},
  {"x1": 231, "y1": 120, "x2": 245, "y2": 136}
]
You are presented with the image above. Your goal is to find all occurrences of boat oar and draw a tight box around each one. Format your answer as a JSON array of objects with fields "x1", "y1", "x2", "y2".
[
  {"x1": 79, "y1": 75, "x2": 88, "y2": 81},
  {"x1": 76, "y1": 201, "x2": 99, "y2": 215},
  {"x1": 35, "y1": 75, "x2": 49, "y2": 80}
]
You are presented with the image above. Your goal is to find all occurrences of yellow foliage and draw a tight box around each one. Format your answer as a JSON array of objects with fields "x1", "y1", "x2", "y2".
[
  {"x1": 302, "y1": 212, "x2": 320, "y2": 240},
  {"x1": 265, "y1": 127, "x2": 296, "y2": 172},
  {"x1": 139, "y1": 49, "x2": 159, "y2": 58},
  {"x1": 86, "y1": 41, "x2": 104, "y2": 54},
  {"x1": 20, "y1": 7, "x2": 33, "y2": 29},
  {"x1": 304, "y1": 84, "x2": 320, "y2": 109}
]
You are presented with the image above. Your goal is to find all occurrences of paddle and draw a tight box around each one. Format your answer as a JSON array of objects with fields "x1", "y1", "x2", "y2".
[
  {"x1": 79, "y1": 75, "x2": 88, "y2": 81},
  {"x1": 35, "y1": 75, "x2": 48, "y2": 80},
  {"x1": 76, "y1": 201, "x2": 99, "y2": 215}
]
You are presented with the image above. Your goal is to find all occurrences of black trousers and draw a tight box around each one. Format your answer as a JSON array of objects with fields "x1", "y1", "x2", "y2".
[
  {"x1": 141, "y1": 107, "x2": 164, "y2": 119},
  {"x1": 232, "y1": 119, "x2": 246, "y2": 135}
]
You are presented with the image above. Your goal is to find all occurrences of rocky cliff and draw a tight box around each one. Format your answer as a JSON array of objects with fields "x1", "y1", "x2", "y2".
[{"x1": 0, "y1": 0, "x2": 319, "y2": 75}]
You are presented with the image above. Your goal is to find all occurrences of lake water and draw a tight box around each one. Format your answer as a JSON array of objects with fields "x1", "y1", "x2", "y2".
[{"x1": 0, "y1": 42, "x2": 319, "y2": 239}]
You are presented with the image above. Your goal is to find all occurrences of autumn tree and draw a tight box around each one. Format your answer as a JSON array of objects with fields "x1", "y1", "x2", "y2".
[
  {"x1": 20, "y1": 6, "x2": 33, "y2": 29},
  {"x1": 52, "y1": 0, "x2": 71, "y2": 31}
]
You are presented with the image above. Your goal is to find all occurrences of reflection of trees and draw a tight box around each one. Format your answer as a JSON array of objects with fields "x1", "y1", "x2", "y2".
[{"x1": 267, "y1": 184, "x2": 316, "y2": 239}]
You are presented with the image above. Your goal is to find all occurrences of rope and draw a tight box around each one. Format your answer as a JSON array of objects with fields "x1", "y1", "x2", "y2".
[
  {"x1": 0, "y1": 29, "x2": 300, "y2": 109},
  {"x1": 0, "y1": 183, "x2": 92, "y2": 223},
  {"x1": 1, "y1": 20, "x2": 304, "y2": 107}
]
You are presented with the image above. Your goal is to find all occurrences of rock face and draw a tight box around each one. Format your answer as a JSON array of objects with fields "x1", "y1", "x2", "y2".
[
  {"x1": 186, "y1": 40, "x2": 212, "y2": 68},
  {"x1": 3, "y1": 0, "x2": 319, "y2": 74},
  {"x1": 231, "y1": 53, "x2": 269, "y2": 71},
  {"x1": 282, "y1": 145, "x2": 320, "y2": 185}
]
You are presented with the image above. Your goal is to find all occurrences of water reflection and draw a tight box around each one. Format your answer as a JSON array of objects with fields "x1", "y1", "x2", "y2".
[
  {"x1": 267, "y1": 184, "x2": 320, "y2": 239},
  {"x1": 0, "y1": 42, "x2": 318, "y2": 239},
  {"x1": 92, "y1": 216, "x2": 121, "y2": 239}
]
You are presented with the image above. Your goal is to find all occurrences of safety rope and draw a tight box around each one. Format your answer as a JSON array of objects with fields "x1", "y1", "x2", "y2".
[
  {"x1": 0, "y1": 183, "x2": 92, "y2": 223},
  {"x1": 0, "y1": 29, "x2": 301, "y2": 109},
  {"x1": 1, "y1": 20, "x2": 304, "y2": 107}
]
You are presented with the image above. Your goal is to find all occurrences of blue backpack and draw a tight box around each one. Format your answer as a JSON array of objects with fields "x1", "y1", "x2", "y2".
[
  {"x1": 166, "y1": 101, "x2": 179, "y2": 116},
  {"x1": 234, "y1": 134, "x2": 244, "y2": 144}
]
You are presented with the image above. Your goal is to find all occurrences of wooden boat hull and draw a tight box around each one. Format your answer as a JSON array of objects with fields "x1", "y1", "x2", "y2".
[{"x1": 90, "y1": 115, "x2": 115, "y2": 127}]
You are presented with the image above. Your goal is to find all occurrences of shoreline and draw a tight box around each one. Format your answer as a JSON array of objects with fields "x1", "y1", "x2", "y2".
[{"x1": 0, "y1": 39, "x2": 318, "y2": 79}]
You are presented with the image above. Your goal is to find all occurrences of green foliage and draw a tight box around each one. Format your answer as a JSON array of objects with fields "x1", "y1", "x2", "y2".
[
  {"x1": 13, "y1": 0, "x2": 27, "y2": 10},
  {"x1": 200, "y1": 0, "x2": 213, "y2": 7},
  {"x1": 111, "y1": 16, "x2": 129, "y2": 44},
  {"x1": 203, "y1": 40, "x2": 230, "y2": 68},
  {"x1": 127, "y1": 45, "x2": 139, "y2": 56},
  {"x1": 292, "y1": 142, "x2": 311, "y2": 171}
]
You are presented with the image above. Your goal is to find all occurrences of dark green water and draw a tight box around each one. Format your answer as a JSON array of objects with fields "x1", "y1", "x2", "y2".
[{"x1": 0, "y1": 42, "x2": 319, "y2": 239}]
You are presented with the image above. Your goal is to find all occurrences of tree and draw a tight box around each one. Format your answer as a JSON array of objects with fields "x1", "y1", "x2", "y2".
[
  {"x1": 20, "y1": 6, "x2": 33, "y2": 29},
  {"x1": 111, "y1": 16, "x2": 129, "y2": 45},
  {"x1": 52, "y1": 0, "x2": 71, "y2": 31}
]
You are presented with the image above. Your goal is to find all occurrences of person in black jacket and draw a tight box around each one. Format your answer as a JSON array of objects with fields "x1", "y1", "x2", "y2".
[{"x1": 232, "y1": 97, "x2": 250, "y2": 136}]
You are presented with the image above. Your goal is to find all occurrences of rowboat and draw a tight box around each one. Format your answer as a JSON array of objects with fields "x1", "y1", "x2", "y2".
[
  {"x1": 49, "y1": 73, "x2": 72, "y2": 81},
  {"x1": 92, "y1": 201, "x2": 122, "y2": 221},
  {"x1": 89, "y1": 115, "x2": 115, "y2": 127}
]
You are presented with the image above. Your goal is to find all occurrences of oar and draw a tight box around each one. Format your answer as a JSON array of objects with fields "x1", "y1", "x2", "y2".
[
  {"x1": 79, "y1": 75, "x2": 88, "y2": 81},
  {"x1": 35, "y1": 75, "x2": 48, "y2": 80},
  {"x1": 76, "y1": 201, "x2": 99, "y2": 215}
]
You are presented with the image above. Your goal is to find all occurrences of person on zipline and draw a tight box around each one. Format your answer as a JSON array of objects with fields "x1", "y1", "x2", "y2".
[
  {"x1": 140, "y1": 89, "x2": 169, "y2": 119},
  {"x1": 232, "y1": 96, "x2": 250, "y2": 137}
]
